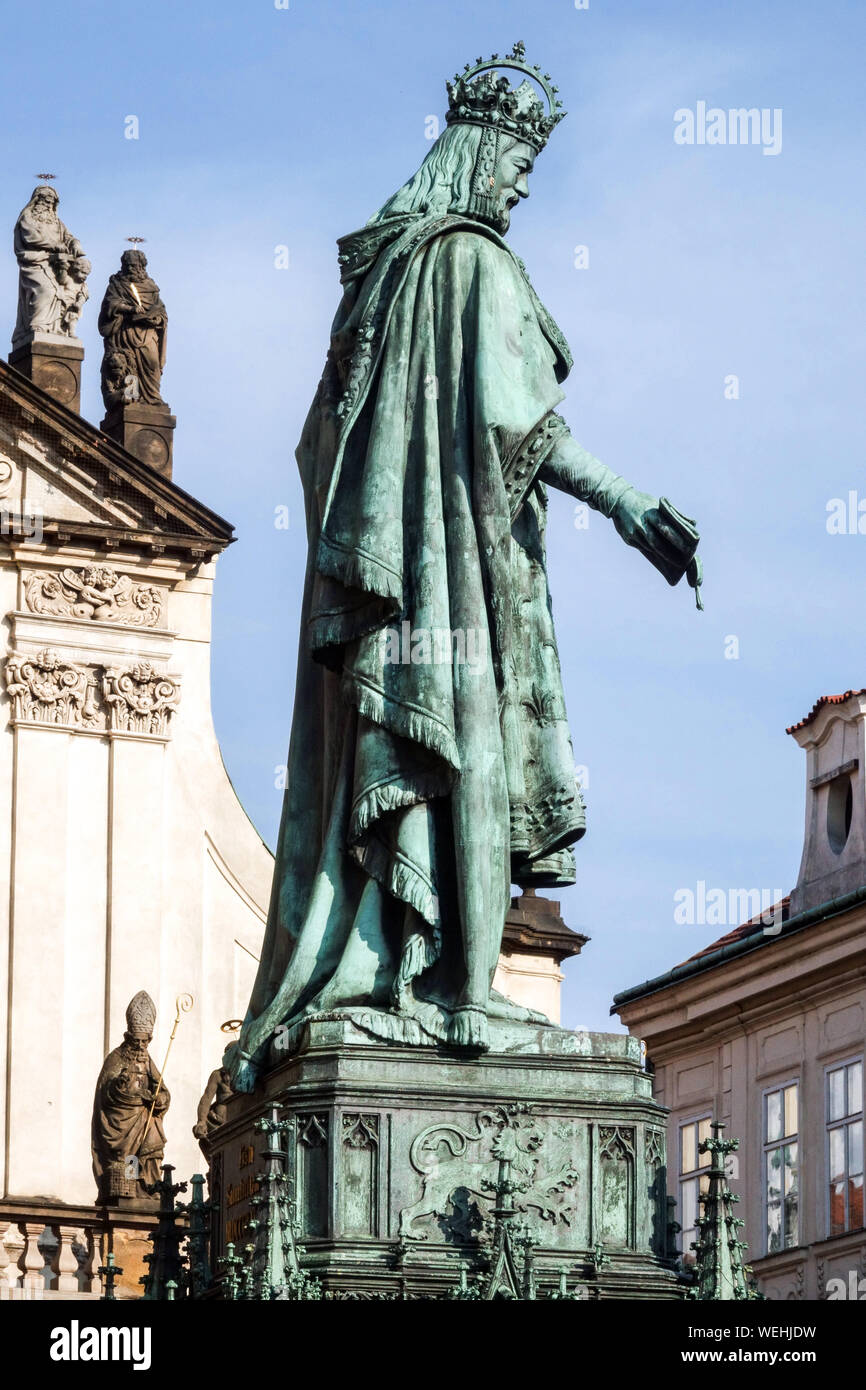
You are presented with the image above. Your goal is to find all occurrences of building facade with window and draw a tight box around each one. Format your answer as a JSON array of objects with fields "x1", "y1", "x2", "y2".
[{"x1": 614, "y1": 690, "x2": 866, "y2": 1300}]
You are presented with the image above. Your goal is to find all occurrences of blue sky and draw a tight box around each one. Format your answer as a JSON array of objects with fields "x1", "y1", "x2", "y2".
[{"x1": 3, "y1": 0, "x2": 864, "y2": 1029}]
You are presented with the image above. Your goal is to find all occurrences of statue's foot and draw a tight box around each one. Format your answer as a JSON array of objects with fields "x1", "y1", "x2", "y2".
[
  {"x1": 487, "y1": 989, "x2": 551, "y2": 1026},
  {"x1": 447, "y1": 1005, "x2": 489, "y2": 1050}
]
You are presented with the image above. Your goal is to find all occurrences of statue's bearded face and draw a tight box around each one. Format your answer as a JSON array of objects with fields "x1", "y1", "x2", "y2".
[
  {"x1": 493, "y1": 140, "x2": 535, "y2": 230},
  {"x1": 121, "y1": 251, "x2": 147, "y2": 281},
  {"x1": 32, "y1": 190, "x2": 59, "y2": 224}
]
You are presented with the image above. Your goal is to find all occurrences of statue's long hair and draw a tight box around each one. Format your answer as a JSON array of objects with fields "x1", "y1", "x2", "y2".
[{"x1": 367, "y1": 123, "x2": 515, "y2": 224}]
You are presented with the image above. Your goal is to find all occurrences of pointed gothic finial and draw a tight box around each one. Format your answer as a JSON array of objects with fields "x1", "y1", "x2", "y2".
[
  {"x1": 97, "y1": 1251, "x2": 124, "y2": 1300},
  {"x1": 180, "y1": 1173, "x2": 213, "y2": 1298},
  {"x1": 689, "y1": 1122, "x2": 764, "y2": 1300},
  {"x1": 445, "y1": 1261, "x2": 484, "y2": 1300},
  {"x1": 234, "y1": 1106, "x2": 322, "y2": 1301},
  {"x1": 472, "y1": 1146, "x2": 539, "y2": 1300},
  {"x1": 140, "y1": 1163, "x2": 189, "y2": 1300},
  {"x1": 546, "y1": 1263, "x2": 587, "y2": 1301},
  {"x1": 216, "y1": 1242, "x2": 244, "y2": 1301}
]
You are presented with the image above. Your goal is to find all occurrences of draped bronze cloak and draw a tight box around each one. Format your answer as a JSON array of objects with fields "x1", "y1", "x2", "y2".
[{"x1": 230, "y1": 213, "x2": 586, "y2": 1086}]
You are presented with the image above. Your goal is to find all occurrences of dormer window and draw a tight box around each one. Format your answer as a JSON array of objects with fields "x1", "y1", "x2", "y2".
[{"x1": 787, "y1": 693, "x2": 866, "y2": 915}]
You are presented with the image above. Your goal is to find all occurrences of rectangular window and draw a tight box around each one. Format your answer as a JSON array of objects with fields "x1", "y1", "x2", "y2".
[
  {"x1": 827, "y1": 1058, "x2": 864, "y2": 1236},
  {"x1": 678, "y1": 1115, "x2": 712, "y2": 1263},
  {"x1": 763, "y1": 1081, "x2": 799, "y2": 1254}
]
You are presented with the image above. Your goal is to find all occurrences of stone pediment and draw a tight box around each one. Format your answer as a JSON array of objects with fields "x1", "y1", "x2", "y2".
[{"x1": 0, "y1": 359, "x2": 234, "y2": 563}]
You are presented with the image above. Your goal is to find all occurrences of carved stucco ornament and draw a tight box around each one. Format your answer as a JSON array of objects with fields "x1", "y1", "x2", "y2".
[
  {"x1": 4, "y1": 649, "x2": 181, "y2": 738},
  {"x1": 5, "y1": 647, "x2": 100, "y2": 728},
  {"x1": 102, "y1": 661, "x2": 180, "y2": 735},
  {"x1": 24, "y1": 565, "x2": 164, "y2": 627}
]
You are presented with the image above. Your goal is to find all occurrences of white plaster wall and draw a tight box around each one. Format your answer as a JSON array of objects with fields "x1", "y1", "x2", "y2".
[
  {"x1": 0, "y1": 527, "x2": 273, "y2": 1203},
  {"x1": 493, "y1": 951, "x2": 564, "y2": 1023},
  {"x1": 0, "y1": 557, "x2": 17, "y2": 1197}
]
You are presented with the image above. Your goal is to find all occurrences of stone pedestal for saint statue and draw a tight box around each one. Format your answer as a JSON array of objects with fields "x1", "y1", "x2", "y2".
[
  {"x1": 101, "y1": 403, "x2": 176, "y2": 479},
  {"x1": 8, "y1": 332, "x2": 84, "y2": 414},
  {"x1": 209, "y1": 1015, "x2": 681, "y2": 1299}
]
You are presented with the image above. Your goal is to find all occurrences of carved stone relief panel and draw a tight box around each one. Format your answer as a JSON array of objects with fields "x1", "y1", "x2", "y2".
[
  {"x1": 398, "y1": 1103, "x2": 582, "y2": 1246},
  {"x1": 4, "y1": 648, "x2": 180, "y2": 738},
  {"x1": 24, "y1": 565, "x2": 165, "y2": 627},
  {"x1": 5, "y1": 648, "x2": 101, "y2": 729},
  {"x1": 103, "y1": 663, "x2": 180, "y2": 736},
  {"x1": 0, "y1": 456, "x2": 14, "y2": 499}
]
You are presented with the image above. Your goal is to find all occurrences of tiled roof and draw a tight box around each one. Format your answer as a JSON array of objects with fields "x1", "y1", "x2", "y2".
[
  {"x1": 787, "y1": 691, "x2": 866, "y2": 735},
  {"x1": 612, "y1": 884, "x2": 866, "y2": 1012},
  {"x1": 678, "y1": 897, "x2": 791, "y2": 965}
]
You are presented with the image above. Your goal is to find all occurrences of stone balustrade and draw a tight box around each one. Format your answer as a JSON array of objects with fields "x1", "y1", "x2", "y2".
[
  {"x1": 0, "y1": 1201, "x2": 160, "y2": 1300},
  {"x1": 0, "y1": 1215, "x2": 98, "y2": 1299}
]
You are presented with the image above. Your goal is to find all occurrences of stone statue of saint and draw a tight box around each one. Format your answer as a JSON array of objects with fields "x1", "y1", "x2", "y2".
[
  {"x1": 226, "y1": 45, "x2": 702, "y2": 1092},
  {"x1": 98, "y1": 250, "x2": 167, "y2": 409},
  {"x1": 12, "y1": 185, "x2": 91, "y2": 345},
  {"x1": 193, "y1": 1066, "x2": 234, "y2": 1156},
  {"x1": 91, "y1": 990, "x2": 169, "y2": 1202}
]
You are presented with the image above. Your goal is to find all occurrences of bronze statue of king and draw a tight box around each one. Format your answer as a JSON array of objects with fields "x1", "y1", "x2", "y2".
[{"x1": 227, "y1": 43, "x2": 701, "y2": 1091}]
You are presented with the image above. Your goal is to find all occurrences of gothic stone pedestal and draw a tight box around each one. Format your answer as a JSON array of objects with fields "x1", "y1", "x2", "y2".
[{"x1": 210, "y1": 1018, "x2": 681, "y2": 1299}]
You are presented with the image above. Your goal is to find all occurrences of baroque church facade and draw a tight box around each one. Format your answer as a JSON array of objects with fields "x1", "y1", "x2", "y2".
[{"x1": 0, "y1": 226, "x2": 274, "y2": 1293}]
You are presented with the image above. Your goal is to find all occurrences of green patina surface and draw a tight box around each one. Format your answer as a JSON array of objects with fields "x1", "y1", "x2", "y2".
[
  {"x1": 210, "y1": 1018, "x2": 685, "y2": 1300},
  {"x1": 210, "y1": 46, "x2": 704, "y2": 1301},
  {"x1": 225, "y1": 47, "x2": 700, "y2": 1090}
]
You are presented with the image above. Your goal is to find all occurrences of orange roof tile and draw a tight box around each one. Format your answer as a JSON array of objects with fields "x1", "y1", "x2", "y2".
[
  {"x1": 677, "y1": 896, "x2": 791, "y2": 966},
  {"x1": 787, "y1": 691, "x2": 866, "y2": 735}
]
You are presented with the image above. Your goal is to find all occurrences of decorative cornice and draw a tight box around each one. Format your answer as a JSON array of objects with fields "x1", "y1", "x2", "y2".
[
  {"x1": 502, "y1": 890, "x2": 587, "y2": 962},
  {"x1": 0, "y1": 358, "x2": 234, "y2": 562}
]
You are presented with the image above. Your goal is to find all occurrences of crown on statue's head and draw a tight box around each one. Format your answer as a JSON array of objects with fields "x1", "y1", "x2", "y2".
[
  {"x1": 446, "y1": 41, "x2": 566, "y2": 153},
  {"x1": 125, "y1": 990, "x2": 156, "y2": 1039}
]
